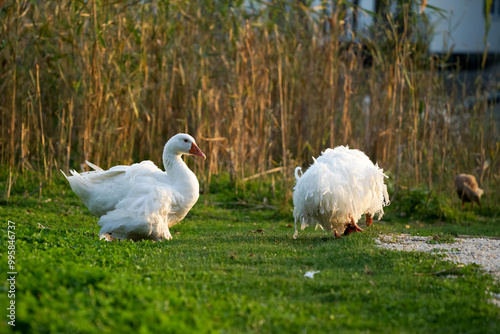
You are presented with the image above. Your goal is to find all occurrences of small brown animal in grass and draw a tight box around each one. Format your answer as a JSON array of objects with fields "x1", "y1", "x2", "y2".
[{"x1": 454, "y1": 174, "x2": 483, "y2": 209}]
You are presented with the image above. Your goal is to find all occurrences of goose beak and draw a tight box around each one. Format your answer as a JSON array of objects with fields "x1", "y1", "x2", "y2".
[{"x1": 189, "y1": 143, "x2": 206, "y2": 159}]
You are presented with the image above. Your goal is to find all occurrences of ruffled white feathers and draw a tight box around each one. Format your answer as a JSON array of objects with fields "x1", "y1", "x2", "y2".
[{"x1": 293, "y1": 146, "x2": 389, "y2": 237}]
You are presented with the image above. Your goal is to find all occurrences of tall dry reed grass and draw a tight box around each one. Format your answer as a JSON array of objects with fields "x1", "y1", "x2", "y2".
[{"x1": 1, "y1": 0, "x2": 499, "y2": 204}]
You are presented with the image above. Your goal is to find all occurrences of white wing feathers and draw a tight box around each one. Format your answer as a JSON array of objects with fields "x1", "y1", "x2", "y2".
[
  {"x1": 98, "y1": 185, "x2": 179, "y2": 241},
  {"x1": 62, "y1": 133, "x2": 203, "y2": 241},
  {"x1": 85, "y1": 160, "x2": 103, "y2": 171}
]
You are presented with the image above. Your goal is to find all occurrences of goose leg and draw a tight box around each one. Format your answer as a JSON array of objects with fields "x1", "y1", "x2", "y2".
[{"x1": 365, "y1": 214, "x2": 373, "y2": 227}]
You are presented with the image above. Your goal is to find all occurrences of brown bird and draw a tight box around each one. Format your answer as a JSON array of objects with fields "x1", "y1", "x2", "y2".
[{"x1": 455, "y1": 174, "x2": 484, "y2": 209}]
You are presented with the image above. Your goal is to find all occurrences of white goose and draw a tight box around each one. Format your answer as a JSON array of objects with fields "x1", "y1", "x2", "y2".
[
  {"x1": 293, "y1": 146, "x2": 389, "y2": 238},
  {"x1": 61, "y1": 133, "x2": 206, "y2": 241}
]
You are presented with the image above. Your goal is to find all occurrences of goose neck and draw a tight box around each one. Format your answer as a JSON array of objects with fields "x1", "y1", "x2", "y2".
[
  {"x1": 162, "y1": 152, "x2": 199, "y2": 198},
  {"x1": 163, "y1": 153, "x2": 186, "y2": 173}
]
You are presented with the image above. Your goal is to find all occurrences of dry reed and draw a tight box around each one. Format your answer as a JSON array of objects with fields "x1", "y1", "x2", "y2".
[{"x1": 1, "y1": 0, "x2": 498, "y2": 205}]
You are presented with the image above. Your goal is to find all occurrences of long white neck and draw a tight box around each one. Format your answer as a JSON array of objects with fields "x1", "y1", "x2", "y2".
[
  {"x1": 162, "y1": 151, "x2": 199, "y2": 199},
  {"x1": 163, "y1": 151, "x2": 185, "y2": 173}
]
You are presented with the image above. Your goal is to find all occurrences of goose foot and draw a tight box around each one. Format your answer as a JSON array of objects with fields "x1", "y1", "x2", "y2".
[
  {"x1": 343, "y1": 215, "x2": 364, "y2": 236},
  {"x1": 100, "y1": 233, "x2": 116, "y2": 242}
]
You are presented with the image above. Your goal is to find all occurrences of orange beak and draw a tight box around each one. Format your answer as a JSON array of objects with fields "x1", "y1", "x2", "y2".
[{"x1": 189, "y1": 142, "x2": 206, "y2": 159}]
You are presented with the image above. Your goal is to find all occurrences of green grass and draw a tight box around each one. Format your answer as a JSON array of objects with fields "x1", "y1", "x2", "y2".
[{"x1": 1, "y1": 179, "x2": 500, "y2": 333}]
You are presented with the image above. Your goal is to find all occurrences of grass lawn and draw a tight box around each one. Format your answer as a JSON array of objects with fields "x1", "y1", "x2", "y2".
[{"x1": 1, "y1": 179, "x2": 499, "y2": 333}]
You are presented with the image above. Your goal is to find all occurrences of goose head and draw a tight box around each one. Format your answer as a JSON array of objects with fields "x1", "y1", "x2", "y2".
[{"x1": 164, "y1": 133, "x2": 206, "y2": 159}]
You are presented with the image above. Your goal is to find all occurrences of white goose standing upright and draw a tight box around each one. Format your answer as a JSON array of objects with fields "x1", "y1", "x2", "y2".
[
  {"x1": 62, "y1": 133, "x2": 206, "y2": 241},
  {"x1": 293, "y1": 146, "x2": 389, "y2": 238}
]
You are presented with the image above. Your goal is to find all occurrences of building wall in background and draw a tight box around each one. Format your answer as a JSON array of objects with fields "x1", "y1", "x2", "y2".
[{"x1": 426, "y1": 0, "x2": 500, "y2": 54}]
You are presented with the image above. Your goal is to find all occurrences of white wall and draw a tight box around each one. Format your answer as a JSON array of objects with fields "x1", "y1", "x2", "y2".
[
  {"x1": 426, "y1": 0, "x2": 500, "y2": 54},
  {"x1": 356, "y1": 0, "x2": 376, "y2": 33},
  {"x1": 242, "y1": 0, "x2": 500, "y2": 54}
]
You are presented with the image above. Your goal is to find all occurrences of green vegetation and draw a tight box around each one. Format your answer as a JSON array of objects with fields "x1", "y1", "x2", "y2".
[
  {"x1": 1, "y1": 174, "x2": 499, "y2": 333},
  {"x1": 1, "y1": 0, "x2": 499, "y2": 332}
]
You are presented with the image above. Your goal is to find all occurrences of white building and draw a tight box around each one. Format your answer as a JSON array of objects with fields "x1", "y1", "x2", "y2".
[
  {"x1": 313, "y1": 0, "x2": 500, "y2": 55},
  {"x1": 426, "y1": 0, "x2": 500, "y2": 54}
]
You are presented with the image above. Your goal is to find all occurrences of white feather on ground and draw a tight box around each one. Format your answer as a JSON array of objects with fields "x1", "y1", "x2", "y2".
[
  {"x1": 304, "y1": 271, "x2": 320, "y2": 279},
  {"x1": 293, "y1": 146, "x2": 389, "y2": 238}
]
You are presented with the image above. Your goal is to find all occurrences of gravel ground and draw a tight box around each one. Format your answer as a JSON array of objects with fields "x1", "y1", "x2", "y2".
[
  {"x1": 375, "y1": 234, "x2": 500, "y2": 307},
  {"x1": 375, "y1": 234, "x2": 500, "y2": 279}
]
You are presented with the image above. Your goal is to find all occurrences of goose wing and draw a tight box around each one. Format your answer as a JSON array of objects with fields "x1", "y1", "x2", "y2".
[{"x1": 97, "y1": 183, "x2": 185, "y2": 241}]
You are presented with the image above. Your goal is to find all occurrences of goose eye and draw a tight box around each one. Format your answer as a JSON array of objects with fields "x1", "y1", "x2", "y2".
[{"x1": 184, "y1": 139, "x2": 189, "y2": 143}]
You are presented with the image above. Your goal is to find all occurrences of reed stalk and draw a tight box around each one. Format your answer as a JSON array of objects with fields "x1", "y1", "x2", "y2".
[{"x1": 0, "y1": 0, "x2": 498, "y2": 205}]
